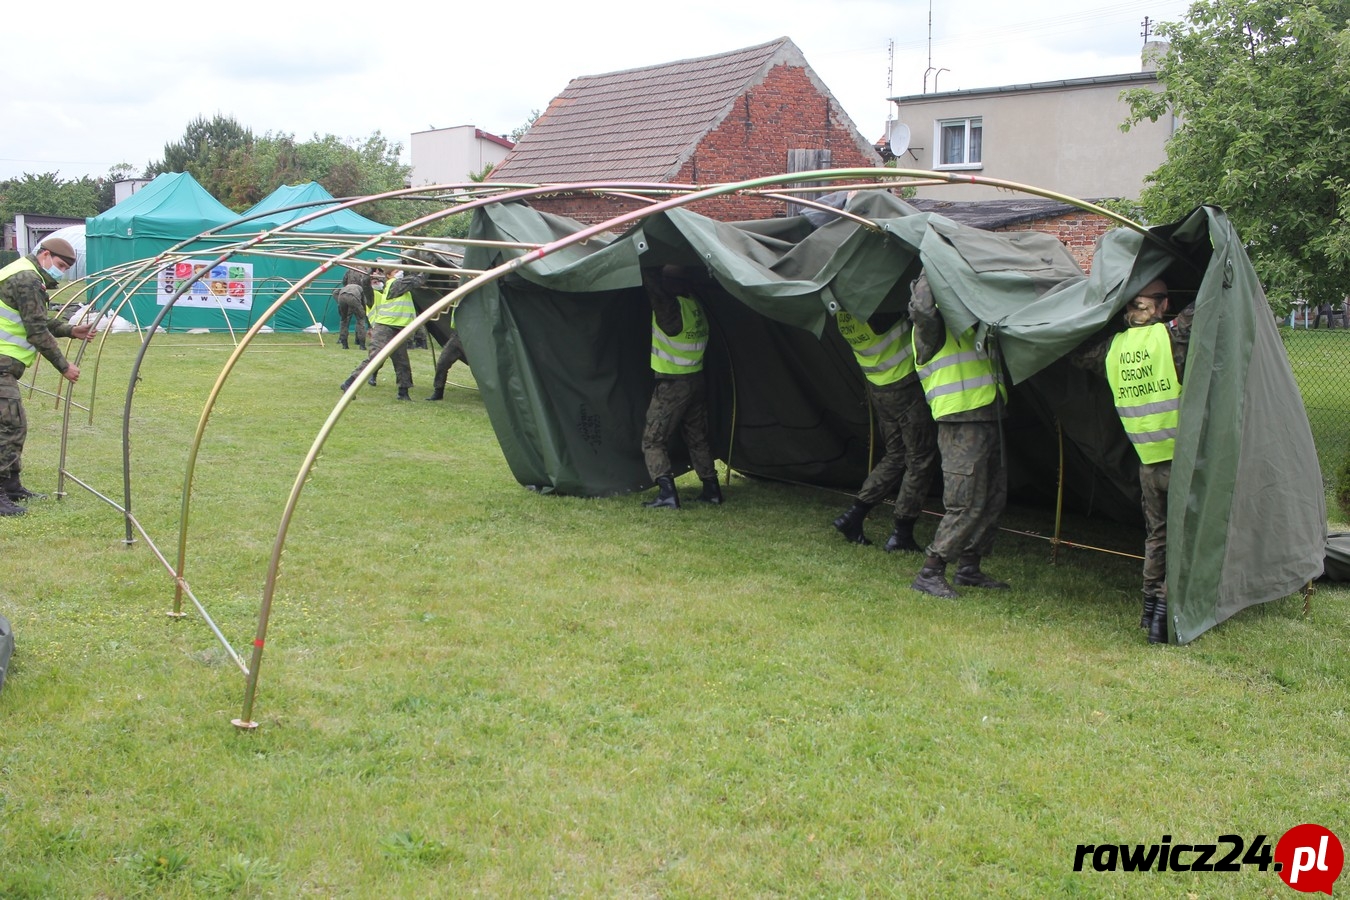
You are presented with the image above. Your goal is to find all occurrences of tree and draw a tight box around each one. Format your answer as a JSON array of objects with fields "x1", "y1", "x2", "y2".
[
  {"x1": 510, "y1": 110, "x2": 541, "y2": 144},
  {"x1": 149, "y1": 114, "x2": 255, "y2": 181},
  {"x1": 0, "y1": 172, "x2": 102, "y2": 223},
  {"x1": 1123, "y1": 0, "x2": 1350, "y2": 309}
]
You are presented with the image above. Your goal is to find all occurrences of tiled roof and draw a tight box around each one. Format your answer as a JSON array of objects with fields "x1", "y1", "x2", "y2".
[{"x1": 492, "y1": 37, "x2": 809, "y2": 183}]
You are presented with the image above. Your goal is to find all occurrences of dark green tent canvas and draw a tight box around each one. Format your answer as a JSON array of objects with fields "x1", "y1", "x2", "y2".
[{"x1": 454, "y1": 193, "x2": 1324, "y2": 643}]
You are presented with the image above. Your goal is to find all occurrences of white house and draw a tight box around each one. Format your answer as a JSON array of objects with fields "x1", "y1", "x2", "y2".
[
  {"x1": 410, "y1": 126, "x2": 515, "y2": 187},
  {"x1": 887, "y1": 43, "x2": 1176, "y2": 202}
]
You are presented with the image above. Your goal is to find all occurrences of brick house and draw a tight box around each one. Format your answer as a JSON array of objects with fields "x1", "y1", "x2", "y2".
[
  {"x1": 908, "y1": 197, "x2": 1114, "y2": 274},
  {"x1": 489, "y1": 37, "x2": 882, "y2": 224}
]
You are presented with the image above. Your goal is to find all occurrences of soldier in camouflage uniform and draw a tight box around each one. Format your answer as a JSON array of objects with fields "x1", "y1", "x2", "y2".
[
  {"x1": 908, "y1": 274, "x2": 1010, "y2": 597},
  {"x1": 333, "y1": 283, "x2": 367, "y2": 350},
  {"x1": 0, "y1": 238, "x2": 95, "y2": 516},
  {"x1": 1072, "y1": 278, "x2": 1191, "y2": 643},
  {"x1": 641, "y1": 266, "x2": 721, "y2": 509},
  {"x1": 426, "y1": 326, "x2": 468, "y2": 401},
  {"x1": 339, "y1": 269, "x2": 417, "y2": 400},
  {"x1": 831, "y1": 308, "x2": 938, "y2": 551}
]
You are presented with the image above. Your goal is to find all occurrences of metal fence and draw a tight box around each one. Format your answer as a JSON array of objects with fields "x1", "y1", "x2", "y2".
[{"x1": 1280, "y1": 316, "x2": 1349, "y2": 513}]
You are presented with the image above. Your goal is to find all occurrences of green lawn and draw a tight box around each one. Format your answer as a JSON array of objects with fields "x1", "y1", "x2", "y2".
[{"x1": 0, "y1": 333, "x2": 1344, "y2": 898}]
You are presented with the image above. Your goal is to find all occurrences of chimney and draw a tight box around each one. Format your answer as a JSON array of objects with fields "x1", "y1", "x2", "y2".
[{"x1": 1142, "y1": 40, "x2": 1168, "y2": 72}]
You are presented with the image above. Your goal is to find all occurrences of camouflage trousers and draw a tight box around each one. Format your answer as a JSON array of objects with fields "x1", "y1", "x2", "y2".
[
  {"x1": 432, "y1": 329, "x2": 468, "y2": 391},
  {"x1": 642, "y1": 375, "x2": 715, "y2": 481},
  {"x1": 346, "y1": 324, "x2": 412, "y2": 389},
  {"x1": 926, "y1": 420, "x2": 1007, "y2": 564},
  {"x1": 337, "y1": 298, "x2": 368, "y2": 346},
  {"x1": 856, "y1": 379, "x2": 938, "y2": 519},
  {"x1": 0, "y1": 372, "x2": 27, "y2": 480},
  {"x1": 1139, "y1": 460, "x2": 1171, "y2": 601}
]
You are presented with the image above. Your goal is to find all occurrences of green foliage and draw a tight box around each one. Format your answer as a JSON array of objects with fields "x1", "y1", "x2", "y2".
[
  {"x1": 0, "y1": 172, "x2": 101, "y2": 222},
  {"x1": 510, "y1": 109, "x2": 541, "y2": 143},
  {"x1": 1123, "y1": 0, "x2": 1350, "y2": 308},
  {"x1": 146, "y1": 116, "x2": 413, "y2": 215},
  {"x1": 149, "y1": 114, "x2": 255, "y2": 180}
]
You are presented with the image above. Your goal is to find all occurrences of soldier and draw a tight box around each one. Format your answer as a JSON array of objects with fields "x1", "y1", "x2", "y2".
[
  {"x1": 640, "y1": 265, "x2": 721, "y2": 509},
  {"x1": 1073, "y1": 278, "x2": 1190, "y2": 643},
  {"x1": 0, "y1": 238, "x2": 95, "y2": 516},
  {"x1": 332, "y1": 282, "x2": 367, "y2": 350},
  {"x1": 831, "y1": 307, "x2": 938, "y2": 551},
  {"x1": 908, "y1": 273, "x2": 1010, "y2": 597},
  {"x1": 339, "y1": 268, "x2": 416, "y2": 400},
  {"x1": 426, "y1": 326, "x2": 468, "y2": 401}
]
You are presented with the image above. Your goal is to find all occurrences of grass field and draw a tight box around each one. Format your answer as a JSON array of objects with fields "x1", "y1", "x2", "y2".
[{"x1": 0, "y1": 333, "x2": 1345, "y2": 898}]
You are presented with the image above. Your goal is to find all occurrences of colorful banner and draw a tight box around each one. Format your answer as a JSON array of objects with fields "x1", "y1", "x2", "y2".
[{"x1": 158, "y1": 260, "x2": 254, "y2": 310}]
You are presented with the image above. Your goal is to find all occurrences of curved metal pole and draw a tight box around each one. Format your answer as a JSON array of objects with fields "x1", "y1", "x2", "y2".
[{"x1": 139, "y1": 167, "x2": 1157, "y2": 728}]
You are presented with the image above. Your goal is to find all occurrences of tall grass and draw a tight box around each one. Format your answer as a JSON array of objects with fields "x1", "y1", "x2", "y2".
[{"x1": 0, "y1": 334, "x2": 1344, "y2": 898}]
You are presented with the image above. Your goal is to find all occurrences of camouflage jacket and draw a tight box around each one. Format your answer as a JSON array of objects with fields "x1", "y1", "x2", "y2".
[{"x1": 0, "y1": 255, "x2": 75, "y2": 377}]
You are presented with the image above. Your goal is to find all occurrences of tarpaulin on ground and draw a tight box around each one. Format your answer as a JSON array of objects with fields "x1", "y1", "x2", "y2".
[{"x1": 452, "y1": 191, "x2": 1323, "y2": 642}]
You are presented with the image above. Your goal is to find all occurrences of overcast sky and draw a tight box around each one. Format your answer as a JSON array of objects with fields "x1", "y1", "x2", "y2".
[{"x1": 4, "y1": 0, "x2": 1193, "y2": 183}]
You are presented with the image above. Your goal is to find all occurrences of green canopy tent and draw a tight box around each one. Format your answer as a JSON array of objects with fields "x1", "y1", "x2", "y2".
[
  {"x1": 85, "y1": 173, "x2": 242, "y2": 332},
  {"x1": 86, "y1": 176, "x2": 389, "y2": 333},
  {"x1": 453, "y1": 192, "x2": 1323, "y2": 642},
  {"x1": 222, "y1": 182, "x2": 394, "y2": 332}
]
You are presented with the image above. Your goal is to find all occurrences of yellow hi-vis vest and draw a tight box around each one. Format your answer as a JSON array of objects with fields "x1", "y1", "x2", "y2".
[
  {"x1": 1106, "y1": 322, "x2": 1181, "y2": 464},
  {"x1": 651, "y1": 295, "x2": 708, "y2": 375},
  {"x1": 0, "y1": 257, "x2": 42, "y2": 367},
  {"x1": 368, "y1": 283, "x2": 414, "y2": 327},
  {"x1": 915, "y1": 326, "x2": 1005, "y2": 418},
  {"x1": 836, "y1": 310, "x2": 914, "y2": 386}
]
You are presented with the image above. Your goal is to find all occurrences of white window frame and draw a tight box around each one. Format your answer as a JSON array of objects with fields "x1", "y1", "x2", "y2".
[{"x1": 934, "y1": 117, "x2": 983, "y2": 170}]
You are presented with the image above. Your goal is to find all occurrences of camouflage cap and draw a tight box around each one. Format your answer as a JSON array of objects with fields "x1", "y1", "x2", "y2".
[{"x1": 39, "y1": 237, "x2": 77, "y2": 266}]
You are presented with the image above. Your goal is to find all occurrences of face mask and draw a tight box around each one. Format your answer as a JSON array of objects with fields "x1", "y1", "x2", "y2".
[{"x1": 45, "y1": 265, "x2": 66, "y2": 281}]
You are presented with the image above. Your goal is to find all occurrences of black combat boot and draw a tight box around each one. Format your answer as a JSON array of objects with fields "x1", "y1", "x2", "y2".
[
  {"x1": 1148, "y1": 599, "x2": 1169, "y2": 644},
  {"x1": 367, "y1": 374, "x2": 377, "y2": 387},
  {"x1": 4, "y1": 475, "x2": 45, "y2": 502},
  {"x1": 0, "y1": 494, "x2": 25, "y2": 517},
  {"x1": 912, "y1": 556, "x2": 958, "y2": 599},
  {"x1": 1140, "y1": 594, "x2": 1158, "y2": 629},
  {"x1": 397, "y1": 388, "x2": 411, "y2": 401},
  {"x1": 339, "y1": 376, "x2": 355, "y2": 391},
  {"x1": 695, "y1": 476, "x2": 723, "y2": 504},
  {"x1": 832, "y1": 501, "x2": 874, "y2": 545},
  {"x1": 426, "y1": 384, "x2": 446, "y2": 401},
  {"x1": 643, "y1": 474, "x2": 680, "y2": 509},
  {"x1": 357, "y1": 340, "x2": 367, "y2": 350},
  {"x1": 953, "y1": 554, "x2": 1010, "y2": 589},
  {"x1": 882, "y1": 516, "x2": 921, "y2": 553},
  {"x1": 339, "y1": 336, "x2": 348, "y2": 349}
]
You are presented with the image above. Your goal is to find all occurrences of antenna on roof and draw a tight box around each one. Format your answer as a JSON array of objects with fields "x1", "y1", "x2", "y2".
[{"x1": 1141, "y1": 16, "x2": 1153, "y2": 43}]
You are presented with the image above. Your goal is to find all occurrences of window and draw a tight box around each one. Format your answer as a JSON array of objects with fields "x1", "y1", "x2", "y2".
[{"x1": 937, "y1": 117, "x2": 982, "y2": 169}]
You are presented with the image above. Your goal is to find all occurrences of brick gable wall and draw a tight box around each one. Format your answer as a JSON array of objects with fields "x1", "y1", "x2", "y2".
[
  {"x1": 531, "y1": 63, "x2": 878, "y2": 225},
  {"x1": 995, "y1": 212, "x2": 1115, "y2": 273}
]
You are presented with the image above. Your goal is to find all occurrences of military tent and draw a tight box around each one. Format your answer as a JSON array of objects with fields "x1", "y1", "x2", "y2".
[{"x1": 452, "y1": 191, "x2": 1324, "y2": 643}]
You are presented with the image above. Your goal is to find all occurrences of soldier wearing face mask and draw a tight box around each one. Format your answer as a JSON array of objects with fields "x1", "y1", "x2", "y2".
[
  {"x1": 0, "y1": 238, "x2": 96, "y2": 516},
  {"x1": 1073, "y1": 278, "x2": 1193, "y2": 643}
]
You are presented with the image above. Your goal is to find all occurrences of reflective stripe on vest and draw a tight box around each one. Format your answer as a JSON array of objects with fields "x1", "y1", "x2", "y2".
[
  {"x1": 0, "y1": 257, "x2": 40, "y2": 367},
  {"x1": 1106, "y1": 322, "x2": 1181, "y2": 464},
  {"x1": 914, "y1": 326, "x2": 1004, "y2": 418},
  {"x1": 369, "y1": 285, "x2": 414, "y2": 327},
  {"x1": 651, "y1": 295, "x2": 708, "y2": 374},
  {"x1": 836, "y1": 310, "x2": 914, "y2": 386}
]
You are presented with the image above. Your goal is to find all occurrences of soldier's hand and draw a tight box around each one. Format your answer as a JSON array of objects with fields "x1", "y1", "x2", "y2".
[
  {"x1": 70, "y1": 323, "x2": 96, "y2": 341},
  {"x1": 62, "y1": 363, "x2": 81, "y2": 384}
]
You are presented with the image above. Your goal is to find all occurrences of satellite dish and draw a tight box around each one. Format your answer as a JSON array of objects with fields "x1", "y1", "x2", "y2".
[{"x1": 888, "y1": 122, "x2": 911, "y2": 155}]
